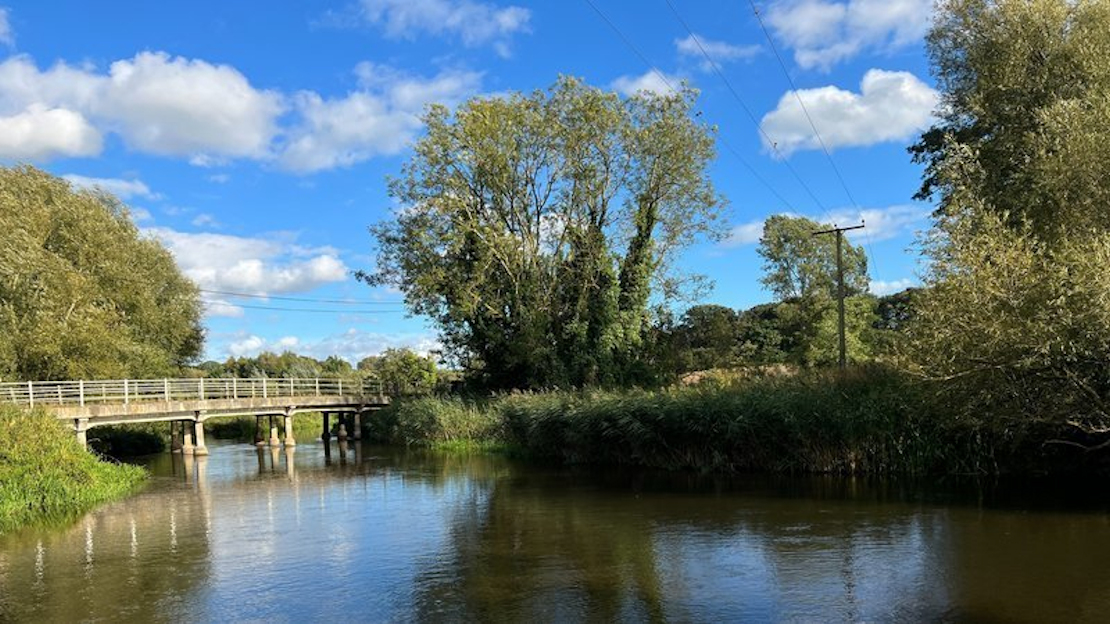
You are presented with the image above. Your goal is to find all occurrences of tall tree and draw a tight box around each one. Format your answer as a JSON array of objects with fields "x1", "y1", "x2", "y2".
[
  {"x1": 905, "y1": 0, "x2": 1110, "y2": 447},
  {"x1": 0, "y1": 166, "x2": 204, "y2": 380},
  {"x1": 757, "y1": 215, "x2": 868, "y2": 302},
  {"x1": 365, "y1": 77, "x2": 724, "y2": 389}
]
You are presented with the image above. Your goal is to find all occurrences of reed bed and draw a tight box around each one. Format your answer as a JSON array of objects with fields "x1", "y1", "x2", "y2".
[{"x1": 372, "y1": 368, "x2": 987, "y2": 475}]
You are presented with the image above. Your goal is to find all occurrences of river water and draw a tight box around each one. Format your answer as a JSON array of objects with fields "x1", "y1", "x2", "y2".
[{"x1": 1, "y1": 440, "x2": 1109, "y2": 623}]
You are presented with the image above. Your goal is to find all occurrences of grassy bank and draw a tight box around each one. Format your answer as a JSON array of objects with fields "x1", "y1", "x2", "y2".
[
  {"x1": 0, "y1": 405, "x2": 147, "y2": 533},
  {"x1": 370, "y1": 368, "x2": 1080, "y2": 476}
]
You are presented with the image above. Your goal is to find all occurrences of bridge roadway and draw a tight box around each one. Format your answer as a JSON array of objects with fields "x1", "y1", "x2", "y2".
[{"x1": 0, "y1": 377, "x2": 390, "y2": 454}]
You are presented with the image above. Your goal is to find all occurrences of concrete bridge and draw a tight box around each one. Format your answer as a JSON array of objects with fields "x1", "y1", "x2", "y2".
[{"x1": 0, "y1": 377, "x2": 390, "y2": 454}]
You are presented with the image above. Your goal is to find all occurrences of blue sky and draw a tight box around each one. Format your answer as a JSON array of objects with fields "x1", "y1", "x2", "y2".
[{"x1": 0, "y1": 0, "x2": 936, "y2": 363}]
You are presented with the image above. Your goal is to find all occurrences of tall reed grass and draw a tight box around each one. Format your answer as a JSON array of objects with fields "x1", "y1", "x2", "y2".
[
  {"x1": 371, "y1": 368, "x2": 989, "y2": 475},
  {"x1": 0, "y1": 405, "x2": 147, "y2": 533}
]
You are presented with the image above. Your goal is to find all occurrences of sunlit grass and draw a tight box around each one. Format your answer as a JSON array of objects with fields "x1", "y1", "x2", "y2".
[{"x1": 0, "y1": 405, "x2": 147, "y2": 534}]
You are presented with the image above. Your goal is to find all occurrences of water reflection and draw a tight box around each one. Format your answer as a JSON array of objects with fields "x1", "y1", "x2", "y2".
[{"x1": 2, "y1": 443, "x2": 1110, "y2": 622}]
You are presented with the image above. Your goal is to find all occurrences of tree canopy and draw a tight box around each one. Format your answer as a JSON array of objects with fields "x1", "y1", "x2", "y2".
[
  {"x1": 904, "y1": 0, "x2": 1110, "y2": 443},
  {"x1": 757, "y1": 215, "x2": 868, "y2": 302},
  {"x1": 0, "y1": 166, "x2": 204, "y2": 381},
  {"x1": 365, "y1": 76, "x2": 724, "y2": 390}
]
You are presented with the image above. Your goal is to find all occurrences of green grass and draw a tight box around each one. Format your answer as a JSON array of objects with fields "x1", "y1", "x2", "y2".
[
  {"x1": 0, "y1": 405, "x2": 148, "y2": 534},
  {"x1": 373, "y1": 368, "x2": 994, "y2": 475},
  {"x1": 205, "y1": 412, "x2": 332, "y2": 442}
]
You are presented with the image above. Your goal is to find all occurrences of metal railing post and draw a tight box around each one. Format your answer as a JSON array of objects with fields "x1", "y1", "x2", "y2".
[
  {"x1": 79, "y1": 380, "x2": 85, "y2": 407},
  {"x1": 27, "y1": 381, "x2": 33, "y2": 408},
  {"x1": 263, "y1": 378, "x2": 268, "y2": 399},
  {"x1": 164, "y1": 378, "x2": 170, "y2": 401},
  {"x1": 315, "y1": 378, "x2": 320, "y2": 396},
  {"x1": 232, "y1": 378, "x2": 238, "y2": 400},
  {"x1": 199, "y1": 378, "x2": 205, "y2": 401},
  {"x1": 124, "y1": 379, "x2": 129, "y2": 404},
  {"x1": 339, "y1": 378, "x2": 344, "y2": 395}
]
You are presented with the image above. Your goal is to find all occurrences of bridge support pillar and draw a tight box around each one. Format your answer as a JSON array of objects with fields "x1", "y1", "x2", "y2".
[
  {"x1": 268, "y1": 415, "x2": 280, "y2": 447},
  {"x1": 170, "y1": 421, "x2": 183, "y2": 453},
  {"x1": 75, "y1": 418, "x2": 89, "y2": 449},
  {"x1": 182, "y1": 421, "x2": 195, "y2": 455},
  {"x1": 283, "y1": 410, "x2": 296, "y2": 447},
  {"x1": 254, "y1": 416, "x2": 265, "y2": 447},
  {"x1": 337, "y1": 416, "x2": 348, "y2": 441},
  {"x1": 193, "y1": 414, "x2": 208, "y2": 456},
  {"x1": 353, "y1": 412, "x2": 362, "y2": 440},
  {"x1": 321, "y1": 412, "x2": 331, "y2": 441}
]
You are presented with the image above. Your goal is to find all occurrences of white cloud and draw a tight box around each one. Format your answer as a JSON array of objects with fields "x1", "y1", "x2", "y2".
[
  {"x1": 191, "y1": 213, "x2": 219, "y2": 228},
  {"x1": 352, "y1": 0, "x2": 530, "y2": 55},
  {"x1": 144, "y1": 227, "x2": 350, "y2": 296},
  {"x1": 220, "y1": 329, "x2": 439, "y2": 362},
  {"x1": 208, "y1": 173, "x2": 230, "y2": 184},
  {"x1": 0, "y1": 105, "x2": 101, "y2": 160},
  {"x1": 278, "y1": 64, "x2": 481, "y2": 173},
  {"x1": 766, "y1": 0, "x2": 932, "y2": 70},
  {"x1": 610, "y1": 70, "x2": 680, "y2": 97},
  {"x1": 62, "y1": 174, "x2": 159, "y2": 200},
  {"x1": 675, "y1": 34, "x2": 760, "y2": 70},
  {"x1": 870, "y1": 277, "x2": 916, "y2": 295},
  {"x1": 128, "y1": 207, "x2": 153, "y2": 223},
  {"x1": 0, "y1": 52, "x2": 284, "y2": 163},
  {"x1": 722, "y1": 204, "x2": 928, "y2": 247},
  {"x1": 0, "y1": 8, "x2": 14, "y2": 48},
  {"x1": 760, "y1": 69, "x2": 936, "y2": 156}
]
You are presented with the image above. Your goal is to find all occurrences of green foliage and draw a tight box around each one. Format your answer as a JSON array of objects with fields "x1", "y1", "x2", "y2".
[
  {"x1": 0, "y1": 166, "x2": 204, "y2": 381},
  {"x1": 904, "y1": 0, "x2": 1110, "y2": 451},
  {"x1": 365, "y1": 76, "x2": 724, "y2": 390},
  {"x1": 204, "y1": 351, "x2": 362, "y2": 379},
  {"x1": 0, "y1": 405, "x2": 147, "y2": 533},
  {"x1": 668, "y1": 304, "x2": 741, "y2": 371},
  {"x1": 88, "y1": 423, "x2": 167, "y2": 457},
  {"x1": 358, "y1": 348, "x2": 438, "y2": 395},
  {"x1": 758, "y1": 215, "x2": 868, "y2": 301},
  {"x1": 375, "y1": 369, "x2": 981, "y2": 475},
  {"x1": 806, "y1": 296, "x2": 879, "y2": 366}
]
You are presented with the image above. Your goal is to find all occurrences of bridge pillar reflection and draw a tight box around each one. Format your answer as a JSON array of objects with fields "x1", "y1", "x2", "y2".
[{"x1": 193, "y1": 412, "x2": 208, "y2": 456}]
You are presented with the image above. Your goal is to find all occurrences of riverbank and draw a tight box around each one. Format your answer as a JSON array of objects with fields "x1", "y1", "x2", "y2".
[
  {"x1": 369, "y1": 367, "x2": 1089, "y2": 475},
  {"x1": 0, "y1": 405, "x2": 147, "y2": 534}
]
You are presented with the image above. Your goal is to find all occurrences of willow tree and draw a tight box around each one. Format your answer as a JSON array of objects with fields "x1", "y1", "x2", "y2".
[
  {"x1": 905, "y1": 0, "x2": 1110, "y2": 449},
  {"x1": 0, "y1": 166, "x2": 204, "y2": 380},
  {"x1": 365, "y1": 77, "x2": 723, "y2": 389}
]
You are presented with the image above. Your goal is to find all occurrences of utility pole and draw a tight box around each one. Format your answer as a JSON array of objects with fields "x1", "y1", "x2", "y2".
[{"x1": 813, "y1": 222, "x2": 865, "y2": 370}]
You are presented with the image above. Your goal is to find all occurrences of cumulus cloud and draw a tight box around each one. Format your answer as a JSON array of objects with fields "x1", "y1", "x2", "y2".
[
  {"x1": 610, "y1": 70, "x2": 680, "y2": 97},
  {"x1": 760, "y1": 69, "x2": 937, "y2": 156},
  {"x1": 0, "y1": 52, "x2": 283, "y2": 163},
  {"x1": 722, "y1": 204, "x2": 928, "y2": 247},
  {"x1": 766, "y1": 0, "x2": 932, "y2": 70},
  {"x1": 349, "y1": 0, "x2": 530, "y2": 55},
  {"x1": 675, "y1": 34, "x2": 760, "y2": 70},
  {"x1": 222, "y1": 329, "x2": 439, "y2": 362},
  {"x1": 0, "y1": 105, "x2": 101, "y2": 160},
  {"x1": 0, "y1": 7, "x2": 14, "y2": 48},
  {"x1": 870, "y1": 277, "x2": 916, "y2": 295},
  {"x1": 278, "y1": 64, "x2": 481, "y2": 173},
  {"x1": 143, "y1": 227, "x2": 350, "y2": 304},
  {"x1": 62, "y1": 174, "x2": 159, "y2": 200}
]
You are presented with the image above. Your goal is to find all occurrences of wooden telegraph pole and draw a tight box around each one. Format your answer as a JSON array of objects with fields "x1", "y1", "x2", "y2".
[{"x1": 813, "y1": 222, "x2": 865, "y2": 370}]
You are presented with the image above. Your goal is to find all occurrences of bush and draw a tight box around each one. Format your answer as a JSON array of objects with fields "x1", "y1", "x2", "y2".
[{"x1": 0, "y1": 405, "x2": 147, "y2": 533}]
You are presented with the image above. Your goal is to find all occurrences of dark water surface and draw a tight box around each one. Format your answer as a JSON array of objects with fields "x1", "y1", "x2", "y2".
[{"x1": 2, "y1": 440, "x2": 1110, "y2": 623}]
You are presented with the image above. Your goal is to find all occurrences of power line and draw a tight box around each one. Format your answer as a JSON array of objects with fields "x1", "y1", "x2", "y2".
[
  {"x1": 581, "y1": 0, "x2": 797, "y2": 213},
  {"x1": 744, "y1": 0, "x2": 884, "y2": 283},
  {"x1": 197, "y1": 288, "x2": 403, "y2": 306},
  {"x1": 661, "y1": 0, "x2": 833, "y2": 220},
  {"x1": 201, "y1": 300, "x2": 407, "y2": 314}
]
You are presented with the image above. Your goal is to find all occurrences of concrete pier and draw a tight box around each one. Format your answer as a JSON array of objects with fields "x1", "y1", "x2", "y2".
[
  {"x1": 170, "y1": 421, "x2": 183, "y2": 453},
  {"x1": 193, "y1": 414, "x2": 208, "y2": 456},
  {"x1": 353, "y1": 412, "x2": 362, "y2": 440},
  {"x1": 321, "y1": 412, "x2": 331, "y2": 441},
  {"x1": 75, "y1": 418, "x2": 89, "y2": 448},
  {"x1": 182, "y1": 424, "x2": 195, "y2": 455},
  {"x1": 268, "y1": 415, "x2": 280, "y2": 447},
  {"x1": 283, "y1": 410, "x2": 296, "y2": 447}
]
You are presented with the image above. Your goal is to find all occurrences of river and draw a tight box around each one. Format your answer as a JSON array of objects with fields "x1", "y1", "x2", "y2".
[{"x1": 1, "y1": 439, "x2": 1109, "y2": 622}]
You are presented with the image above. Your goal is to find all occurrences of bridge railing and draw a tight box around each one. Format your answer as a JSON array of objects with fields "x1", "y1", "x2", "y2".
[{"x1": 0, "y1": 377, "x2": 384, "y2": 408}]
